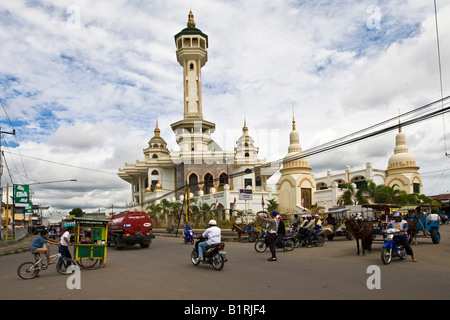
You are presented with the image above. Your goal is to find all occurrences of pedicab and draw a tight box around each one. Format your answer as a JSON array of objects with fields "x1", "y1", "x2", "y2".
[
  {"x1": 362, "y1": 203, "x2": 402, "y2": 241},
  {"x1": 402, "y1": 204, "x2": 441, "y2": 244},
  {"x1": 63, "y1": 217, "x2": 110, "y2": 269}
]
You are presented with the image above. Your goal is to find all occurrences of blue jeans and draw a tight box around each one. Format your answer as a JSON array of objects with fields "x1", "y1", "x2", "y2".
[{"x1": 198, "y1": 241, "x2": 209, "y2": 259}]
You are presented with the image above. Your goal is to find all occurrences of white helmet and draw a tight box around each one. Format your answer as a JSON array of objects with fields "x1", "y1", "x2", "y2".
[{"x1": 208, "y1": 219, "x2": 217, "y2": 226}]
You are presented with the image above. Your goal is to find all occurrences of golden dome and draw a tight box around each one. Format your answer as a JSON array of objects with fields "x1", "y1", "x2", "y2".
[{"x1": 387, "y1": 128, "x2": 418, "y2": 170}]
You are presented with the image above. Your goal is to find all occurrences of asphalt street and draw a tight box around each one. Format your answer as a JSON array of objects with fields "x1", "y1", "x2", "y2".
[{"x1": 1, "y1": 225, "x2": 449, "y2": 301}]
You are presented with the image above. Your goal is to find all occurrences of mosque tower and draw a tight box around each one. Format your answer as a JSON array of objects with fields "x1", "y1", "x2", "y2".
[
  {"x1": 277, "y1": 111, "x2": 316, "y2": 213},
  {"x1": 170, "y1": 10, "x2": 216, "y2": 153},
  {"x1": 385, "y1": 124, "x2": 423, "y2": 194}
]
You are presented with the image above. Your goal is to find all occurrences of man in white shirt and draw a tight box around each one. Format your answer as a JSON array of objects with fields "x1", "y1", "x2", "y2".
[
  {"x1": 60, "y1": 227, "x2": 74, "y2": 261},
  {"x1": 195, "y1": 220, "x2": 221, "y2": 261}
]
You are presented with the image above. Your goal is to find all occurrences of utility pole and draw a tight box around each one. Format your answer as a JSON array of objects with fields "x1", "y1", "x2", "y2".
[{"x1": 1, "y1": 127, "x2": 16, "y2": 240}]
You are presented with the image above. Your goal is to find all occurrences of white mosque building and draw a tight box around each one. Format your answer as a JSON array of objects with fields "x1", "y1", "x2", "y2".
[{"x1": 118, "y1": 11, "x2": 423, "y2": 216}]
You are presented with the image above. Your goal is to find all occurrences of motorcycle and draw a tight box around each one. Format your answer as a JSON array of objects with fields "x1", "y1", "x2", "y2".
[
  {"x1": 182, "y1": 229, "x2": 194, "y2": 244},
  {"x1": 254, "y1": 233, "x2": 295, "y2": 253},
  {"x1": 381, "y1": 228, "x2": 408, "y2": 265},
  {"x1": 191, "y1": 238, "x2": 227, "y2": 271},
  {"x1": 294, "y1": 227, "x2": 325, "y2": 248},
  {"x1": 165, "y1": 225, "x2": 176, "y2": 234}
]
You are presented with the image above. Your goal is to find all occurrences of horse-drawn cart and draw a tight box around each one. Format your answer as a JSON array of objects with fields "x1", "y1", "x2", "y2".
[
  {"x1": 322, "y1": 208, "x2": 352, "y2": 241},
  {"x1": 402, "y1": 204, "x2": 441, "y2": 244},
  {"x1": 362, "y1": 203, "x2": 402, "y2": 241},
  {"x1": 231, "y1": 223, "x2": 265, "y2": 242}
]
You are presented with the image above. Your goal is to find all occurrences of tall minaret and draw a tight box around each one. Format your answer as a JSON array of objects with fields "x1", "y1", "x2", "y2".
[
  {"x1": 174, "y1": 10, "x2": 208, "y2": 119},
  {"x1": 171, "y1": 10, "x2": 215, "y2": 152}
]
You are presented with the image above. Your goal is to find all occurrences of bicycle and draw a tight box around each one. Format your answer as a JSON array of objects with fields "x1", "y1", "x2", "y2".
[{"x1": 17, "y1": 252, "x2": 76, "y2": 280}]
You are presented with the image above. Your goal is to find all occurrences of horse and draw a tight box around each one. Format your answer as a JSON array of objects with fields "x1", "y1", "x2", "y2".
[
  {"x1": 406, "y1": 219, "x2": 418, "y2": 245},
  {"x1": 345, "y1": 218, "x2": 374, "y2": 255}
]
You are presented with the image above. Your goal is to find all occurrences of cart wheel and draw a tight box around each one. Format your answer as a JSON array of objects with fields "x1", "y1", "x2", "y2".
[
  {"x1": 79, "y1": 249, "x2": 103, "y2": 270},
  {"x1": 431, "y1": 230, "x2": 440, "y2": 244}
]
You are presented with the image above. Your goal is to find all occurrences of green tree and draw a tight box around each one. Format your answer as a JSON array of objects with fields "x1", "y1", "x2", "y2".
[
  {"x1": 337, "y1": 183, "x2": 356, "y2": 205},
  {"x1": 266, "y1": 198, "x2": 278, "y2": 212},
  {"x1": 356, "y1": 181, "x2": 385, "y2": 204},
  {"x1": 69, "y1": 207, "x2": 84, "y2": 217}
]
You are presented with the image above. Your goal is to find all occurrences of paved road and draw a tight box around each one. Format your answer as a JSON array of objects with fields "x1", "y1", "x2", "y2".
[{"x1": 1, "y1": 225, "x2": 449, "y2": 301}]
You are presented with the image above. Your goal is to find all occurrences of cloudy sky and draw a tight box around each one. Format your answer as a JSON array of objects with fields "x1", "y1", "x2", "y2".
[{"x1": 1, "y1": 0, "x2": 449, "y2": 213}]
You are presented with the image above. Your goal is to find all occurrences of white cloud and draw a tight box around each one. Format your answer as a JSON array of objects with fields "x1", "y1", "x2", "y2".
[{"x1": 1, "y1": 0, "x2": 449, "y2": 212}]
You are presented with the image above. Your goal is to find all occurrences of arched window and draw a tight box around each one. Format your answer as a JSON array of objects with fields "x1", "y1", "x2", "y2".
[
  {"x1": 152, "y1": 154, "x2": 158, "y2": 159},
  {"x1": 219, "y1": 173, "x2": 228, "y2": 186},
  {"x1": 204, "y1": 173, "x2": 214, "y2": 194},
  {"x1": 188, "y1": 173, "x2": 199, "y2": 195}
]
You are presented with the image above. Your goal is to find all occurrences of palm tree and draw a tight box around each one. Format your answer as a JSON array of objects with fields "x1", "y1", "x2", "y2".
[
  {"x1": 159, "y1": 199, "x2": 173, "y2": 226},
  {"x1": 146, "y1": 203, "x2": 162, "y2": 227},
  {"x1": 337, "y1": 183, "x2": 356, "y2": 205},
  {"x1": 266, "y1": 198, "x2": 278, "y2": 213},
  {"x1": 382, "y1": 185, "x2": 401, "y2": 204},
  {"x1": 356, "y1": 181, "x2": 385, "y2": 204},
  {"x1": 394, "y1": 190, "x2": 418, "y2": 205},
  {"x1": 310, "y1": 203, "x2": 325, "y2": 215}
]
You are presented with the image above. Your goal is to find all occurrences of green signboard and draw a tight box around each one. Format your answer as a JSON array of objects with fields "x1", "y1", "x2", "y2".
[{"x1": 14, "y1": 185, "x2": 30, "y2": 204}]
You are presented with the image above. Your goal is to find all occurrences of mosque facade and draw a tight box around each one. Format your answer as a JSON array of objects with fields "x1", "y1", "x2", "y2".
[{"x1": 118, "y1": 12, "x2": 423, "y2": 216}]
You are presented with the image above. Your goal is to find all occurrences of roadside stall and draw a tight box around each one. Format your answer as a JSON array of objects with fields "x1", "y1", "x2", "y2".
[{"x1": 70, "y1": 217, "x2": 110, "y2": 269}]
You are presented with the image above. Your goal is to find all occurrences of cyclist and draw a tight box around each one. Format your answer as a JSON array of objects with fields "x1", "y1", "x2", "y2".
[{"x1": 30, "y1": 230, "x2": 61, "y2": 264}]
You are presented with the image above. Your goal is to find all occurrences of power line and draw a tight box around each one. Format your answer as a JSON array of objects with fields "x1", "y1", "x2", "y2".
[
  {"x1": 4, "y1": 151, "x2": 116, "y2": 175},
  {"x1": 146, "y1": 96, "x2": 450, "y2": 204},
  {"x1": 433, "y1": 0, "x2": 449, "y2": 156},
  {"x1": 0, "y1": 99, "x2": 28, "y2": 178}
]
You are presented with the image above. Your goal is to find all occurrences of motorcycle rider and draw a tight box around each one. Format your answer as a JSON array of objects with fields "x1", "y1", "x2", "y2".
[
  {"x1": 257, "y1": 211, "x2": 279, "y2": 261},
  {"x1": 387, "y1": 211, "x2": 417, "y2": 262},
  {"x1": 300, "y1": 215, "x2": 315, "y2": 248},
  {"x1": 183, "y1": 221, "x2": 192, "y2": 238},
  {"x1": 312, "y1": 214, "x2": 323, "y2": 241},
  {"x1": 291, "y1": 214, "x2": 300, "y2": 231},
  {"x1": 194, "y1": 219, "x2": 221, "y2": 262}
]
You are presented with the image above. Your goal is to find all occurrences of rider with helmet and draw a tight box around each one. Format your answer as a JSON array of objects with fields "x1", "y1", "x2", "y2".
[
  {"x1": 301, "y1": 215, "x2": 315, "y2": 248},
  {"x1": 195, "y1": 219, "x2": 221, "y2": 262},
  {"x1": 387, "y1": 211, "x2": 417, "y2": 262}
]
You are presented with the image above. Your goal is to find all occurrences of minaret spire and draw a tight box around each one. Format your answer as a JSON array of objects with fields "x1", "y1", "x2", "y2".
[
  {"x1": 292, "y1": 103, "x2": 296, "y2": 130},
  {"x1": 154, "y1": 119, "x2": 160, "y2": 137},
  {"x1": 187, "y1": 9, "x2": 196, "y2": 28}
]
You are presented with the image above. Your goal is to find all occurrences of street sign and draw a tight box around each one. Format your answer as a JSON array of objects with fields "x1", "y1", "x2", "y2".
[
  {"x1": 238, "y1": 189, "x2": 253, "y2": 200},
  {"x1": 14, "y1": 185, "x2": 30, "y2": 204}
]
